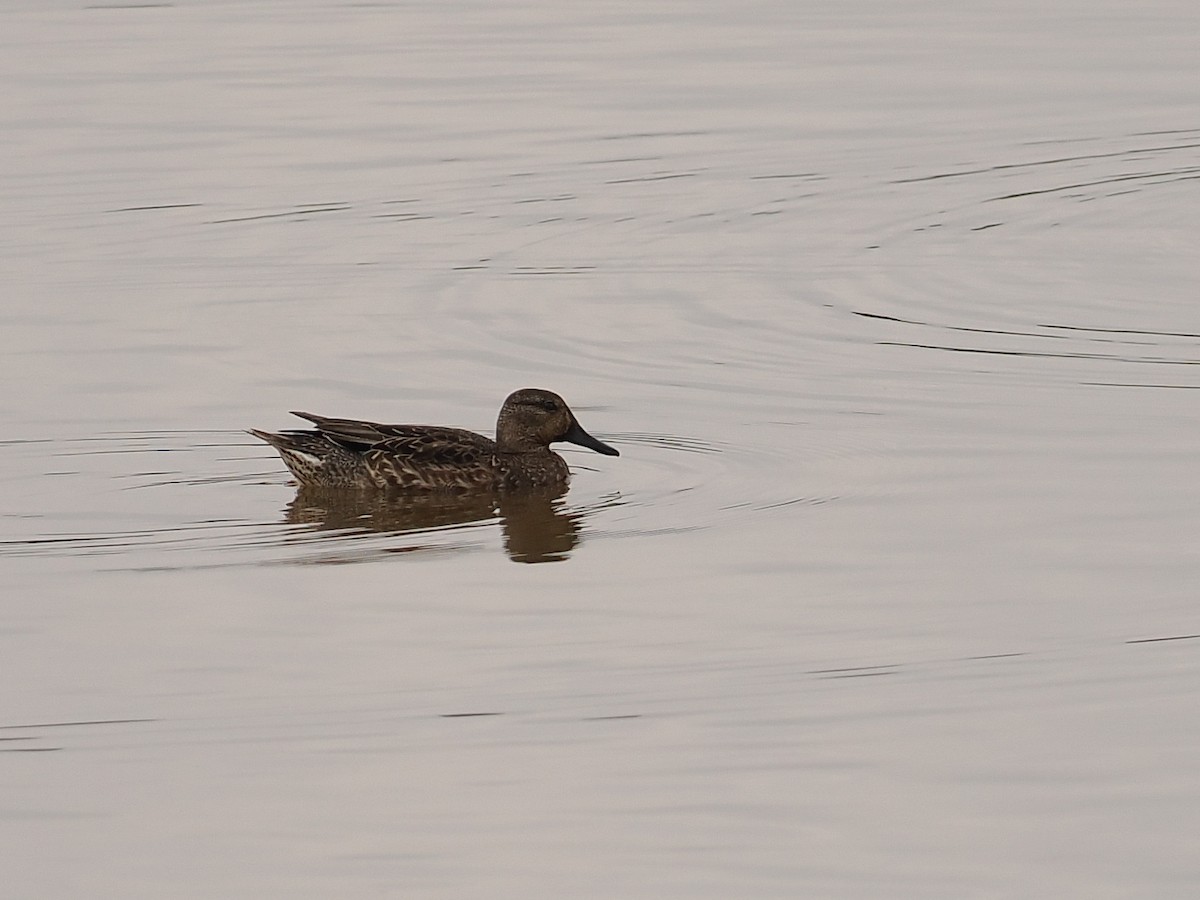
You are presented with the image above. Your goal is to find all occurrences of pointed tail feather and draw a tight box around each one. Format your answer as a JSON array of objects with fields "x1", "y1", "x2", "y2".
[{"x1": 247, "y1": 428, "x2": 283, "y2": 447}]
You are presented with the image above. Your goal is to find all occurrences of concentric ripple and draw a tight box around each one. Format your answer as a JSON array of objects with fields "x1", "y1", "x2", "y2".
[
  {"x1": 1, "y1": 420, "x2": 857, "y2": 569},
  {"x1": 837, "y1": 130, "x2": 1200, "y2": 387},
  {"x1": 7, "y1": 130, "x2": 1196, "y2": 570}
]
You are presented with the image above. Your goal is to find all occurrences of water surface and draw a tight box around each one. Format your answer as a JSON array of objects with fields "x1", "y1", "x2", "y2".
[{"x1": 3, "y1": 1, "x2": 1199, "y2": 896}]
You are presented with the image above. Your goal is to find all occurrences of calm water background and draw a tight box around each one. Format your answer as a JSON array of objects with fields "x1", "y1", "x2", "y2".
[{"x1": 3, "y1": 0, "x2": 1199, "y2": 896}]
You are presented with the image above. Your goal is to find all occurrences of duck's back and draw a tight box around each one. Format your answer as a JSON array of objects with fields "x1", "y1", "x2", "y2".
[{"x1": 362, "y1": 426, "x2": 499, "y2": 491}]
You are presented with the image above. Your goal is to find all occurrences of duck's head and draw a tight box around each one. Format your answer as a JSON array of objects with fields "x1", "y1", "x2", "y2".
[{"x1": 496, "y1": 388, "x2": 619, "y2": 456}]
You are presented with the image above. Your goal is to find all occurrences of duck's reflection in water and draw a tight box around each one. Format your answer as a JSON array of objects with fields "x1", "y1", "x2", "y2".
[
  {"x1": 282, "y1": 485, "x2": 582, "y2": 563},
  {"x1": 493, "y1": 488, "x2": 582, "y2": 563}
]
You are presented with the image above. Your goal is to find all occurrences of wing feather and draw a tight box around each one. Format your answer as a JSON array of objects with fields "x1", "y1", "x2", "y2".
[{"x1": 290, "y1": 411, "x2": 495, "y2": 463}]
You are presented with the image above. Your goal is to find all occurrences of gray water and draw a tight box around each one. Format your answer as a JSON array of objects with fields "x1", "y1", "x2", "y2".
[{"x1": 3, "y1": 1, "x2": 1200, "y2": 896}]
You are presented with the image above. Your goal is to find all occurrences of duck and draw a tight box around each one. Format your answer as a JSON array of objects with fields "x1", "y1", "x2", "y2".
[{"x1": 249, "y1": 388, "x2": 618, "y2": 491}]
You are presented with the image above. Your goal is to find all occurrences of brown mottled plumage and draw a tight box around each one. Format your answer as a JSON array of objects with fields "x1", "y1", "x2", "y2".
[{"x1": 249, "y1": 388, "x2": 618, "y2": 491}]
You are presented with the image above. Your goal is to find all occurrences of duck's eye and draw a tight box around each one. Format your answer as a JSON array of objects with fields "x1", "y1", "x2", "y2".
[{"x1": 519, "y1": 396, "x2": 559, "y2": 413}]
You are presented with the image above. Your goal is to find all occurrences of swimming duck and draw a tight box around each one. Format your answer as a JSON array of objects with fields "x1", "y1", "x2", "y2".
[{"x1": 249, "y1": 388, "x2": 618, "y2": 491}]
